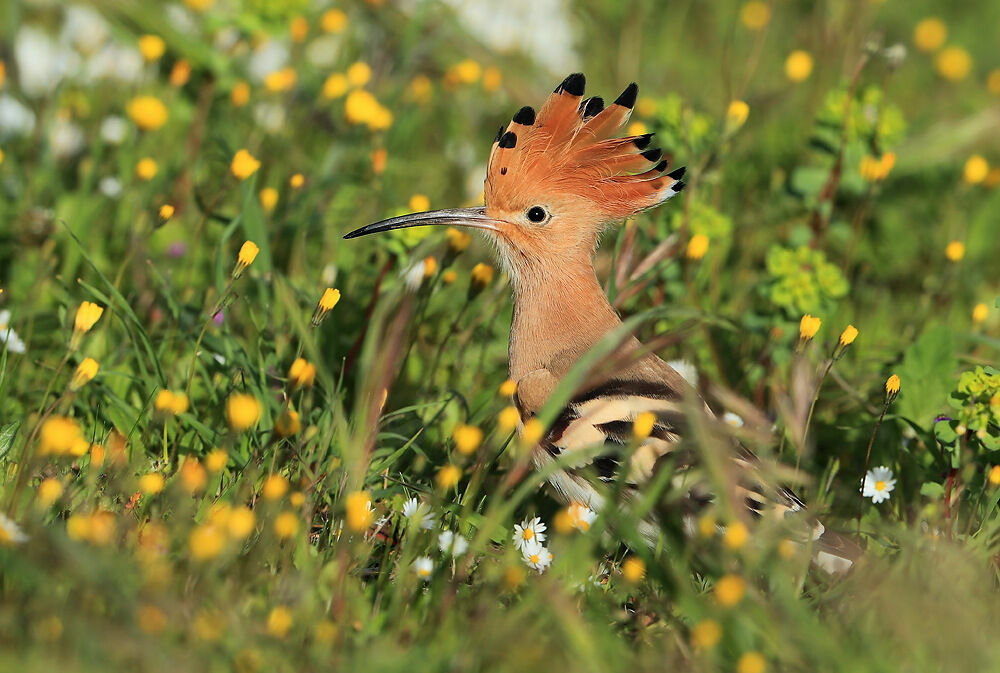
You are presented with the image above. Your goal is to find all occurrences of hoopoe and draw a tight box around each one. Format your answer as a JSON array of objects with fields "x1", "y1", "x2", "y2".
[{"x1": 346, "y1": 73, "x2": 856, "y2": 573}]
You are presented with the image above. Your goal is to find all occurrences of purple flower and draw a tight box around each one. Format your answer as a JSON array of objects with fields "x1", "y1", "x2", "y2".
[
  {"x1": 213, "y1": 310, "x2": 225, "y2": 326},
  {"x1": 167, "y1": 241, "x2": 187, "y2": 258}
]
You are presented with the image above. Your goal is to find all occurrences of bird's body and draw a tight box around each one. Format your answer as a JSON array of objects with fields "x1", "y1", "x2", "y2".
[{"x1": 346, "y1": 73, "x2": 856, "y2": 571}]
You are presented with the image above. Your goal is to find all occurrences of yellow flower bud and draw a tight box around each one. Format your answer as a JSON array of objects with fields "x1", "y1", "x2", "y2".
[{"x1": 70, "y1": 357, "x2": 99, "y2": 391}]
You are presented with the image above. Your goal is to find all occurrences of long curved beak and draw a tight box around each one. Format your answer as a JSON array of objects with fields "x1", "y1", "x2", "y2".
[{"x1": 343, "y1": 207, "x2": 500, "y2": 239}]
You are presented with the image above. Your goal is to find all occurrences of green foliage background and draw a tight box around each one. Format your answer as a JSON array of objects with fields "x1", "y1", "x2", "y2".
[{"x1": 0, "y1": 0, "x2": 999, "y2": 671}]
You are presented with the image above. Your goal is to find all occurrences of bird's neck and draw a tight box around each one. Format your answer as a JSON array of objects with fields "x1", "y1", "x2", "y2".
[{"x1": 509, "y1": 260, "x2": 624, "y2": 383}]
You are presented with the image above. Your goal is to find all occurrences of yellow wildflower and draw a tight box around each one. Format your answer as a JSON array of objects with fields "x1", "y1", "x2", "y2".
[
  {"x1": 346, "y1": 62, "x2": 372, "y2": 88},
  {"x1": 259, "y1": 187, "x2": 279, "y2": 212},
  {"x1": 139, "y1": 473, "x2": 165, "y2": 495},
  {"x1": 227, "y1": 506, "x2": 256, "y2": 539},
  {"x1": 205, "y1": 448, "x2": 227, "y2": 472},
  {"x1": 715, "y1": 573, "x2": 746, "y2": 606},
  {"x1": 226, "y1": 393, "x2": 261, "y2": 431},
  {"x1": 885, "y1": 374, "x2": 901, "y2": 399},
  {"x1": 179, "y1": 457, "x2": 207, "y2": 494},
  {"x1": 622, "y1": 556, "x2": 646, "y2": 583},
  {"x1": 70, "y1": 357, "x2": 99, "y2": 391},
  {"x1": 447, "y1": 59, "x2": 481, "y2": 86},
  {"x1": 321, "y1": 8, "x2": 347, "y2": 33},
  {"x1": 275, "y1": 408, "x2": 301, "y2": 437},
  {"x1": 723, "y1": 520, "x2": 749, "y2": 549},
  {"x1": 408, "y1": 75, "x2": 433, "y2": 104},
  {"x1": 289, "y1": 173, "x2": 304, "y2": 189},
  {"x1": 189, "y1": 524, "x2": 224, "y2": 560},
  {"x1": 963, "y1": 155, "x2": 989, "y2": 184},
  {"x1": 262, "y1": 474, "x2": 289, "y2": 501},
  {"x1": 635, "y1": 97, "x2": 657, "y2": 118},
  {"x1": 521, "y1": 418, "x2": 545, "y2": 445},
  {"x1": 691, "y1": 619, "x2": 722, "y2": 650},
  {"x1": 422, "y1": 256, "x2": 438, "y2": 278},
  {"x1": 914, "y1": 17, "x2": 946, "y2": 52},
  {"x1": 137, "y1": 604, "x2": 167, "y2": 634},
  {"x1": 936, "y1": 46, "x2": 971, "y2": 81},
  {"x1": 409, "y1": 194, "x2": 430, "y2": 212},
  {"x1": 154, "y1": 390, "x2": 189, "y2": 416},
  {"x1": 436, "y1": 464, "x2": 461, "y2": 490},
  {"x1": 322, "y1": 73, "x2": 349, "y2": 100},
  {"x1": 39, "y1": 416, "x2": 82, "y2": 456},
  {"x1": 839, "y1": 325, "x2": 859, "y2": 347},
  {"x1": 740, "y1": 1, "x2": 770, "y2": 29},
  {"x1": 264, "y1": 67, "x2": 296, "y2": 93},
  {"x1": 945, "y1": 240, "x2": 965, "y2": 262},
  {"x1": 989, "y1": 465, "x2": 1000, "y2": 487},
  {"x1": 288, "y1": 358, "x2": 316, "y2": 388},
  {"x1": 446, "y1": 227, "x2": 471, "y2": 253},
  {"x1": 785, "y1": 50, "x2": 814, "y2": 82},
  {"x1": 233, "y1": 240, "x2": 259, "y2": 278},
  {"x1": 482, "y1": 66, "x2": 502, "y2": 92},
  {"x1": 626, "y1": 121, "x2": 647, "y2": 136},
  {"x1": 267, "y1": 606, "x2": 293, "y2": 638},
  {"x1": 136, "y1": 158, "x2": 158, "y2": 181},
  {"x1": 498, "y1": 379, "x2": 517, "y2": 397},
  {"x1": 159, "y1": 204, "x2": 175, "y2": 221},
  {"x1": 290, "y1": 16, "x2": 308, "y2": 42},
  {"x1": 138, "y1": 35, "x2": 165, "y2": 62},
  {"x1": 371, "y1": 148, "x2": 387, "y2": 174},
  {"x1": 345, "y1": 491, "x2": 374, "y2": 532},
  {"x1": 726, "y1": 100, "x2": 749, "y2": 130},
  {"x1": 471, "y1": 263, "x2": 494, "y2": 290},
  {"x1": 274, "y1": 511, "x2": 300, "y2": 539},
  {"x1": 799, "y1": 314, "x2": 821, "y2": 341},
  {"x1": 37, "y1": 478, "x2": 64, "y2": 506},
  {"x1": 231, "y1": 81, "x2": 250, "y2": 107},
  {"x1": 442, "y1": 270, "x2": 457, "y2": 284},
  {"x1": 127, "y1": 96, "x2": 168, "y2": 130},
  {"x1": 973, "y1": 303, "x2": 989, "y2": 324},
  {"x1": 231, "y1": 149, "x2": 260, "y2": 180},
  {"x1": 453, "y1": 424, "x2": 483, "y2": 455},
  {"x1": 633, "y1": 411, "x2": 656, "y2": 440},
  {"x1": 169, "y1": 59, "x2": 190, "y2": 87},
  {"x1": 312, "y1": 288, "x2": 341, "y2": 326},
  {"x1": 686, "y1": 234, "x2": 709, "y2": 260},
  {"x1": 498, "y1": 406, "x2": 520, "y2": 432},
  {"x1": 738, "y1": 651, "x2": 767, "y2": 673}
]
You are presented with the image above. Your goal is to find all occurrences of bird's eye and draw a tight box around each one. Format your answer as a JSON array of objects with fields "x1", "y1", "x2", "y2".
[{"x1": 526, "y1": 206, "x2": 548, "y2": 223}]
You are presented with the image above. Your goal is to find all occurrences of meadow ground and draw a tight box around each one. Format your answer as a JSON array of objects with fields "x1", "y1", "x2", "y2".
[{"x1": 1, "y1": 1, "x2": 1000, "y2": 671}]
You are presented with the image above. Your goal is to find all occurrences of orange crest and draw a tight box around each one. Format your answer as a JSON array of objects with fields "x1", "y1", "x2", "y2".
[{"x1": 485, "y1": 73, "x2": 684, "y2": 227}]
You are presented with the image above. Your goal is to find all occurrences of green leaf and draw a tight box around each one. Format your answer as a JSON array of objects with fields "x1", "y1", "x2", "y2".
[
  {"x1": 0, "y1": 422, "x2": 20, "y2": 461},
  {"x1": 895, "y1": 325, "x2": 958, "y2": 430},
  {"x1": 920, "y1": 481, "x2": 945, "y2": 498}
]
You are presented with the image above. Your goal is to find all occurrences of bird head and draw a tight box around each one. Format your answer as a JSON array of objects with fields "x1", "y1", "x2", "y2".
[{"x1": 345, "y1": 73, "x2": 685, "y2": 283}]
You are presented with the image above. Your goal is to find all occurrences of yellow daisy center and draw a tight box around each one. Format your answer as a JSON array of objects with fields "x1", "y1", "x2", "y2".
[
  {"x1": 529, "y1": 554, "x2": 540, "y2": 564},
  {"x1": 875, "y1": 480, "x2": 886, "y2": 491},
  {"x1": 522, "y1": 529, "x2": 533, "y2": 540}
]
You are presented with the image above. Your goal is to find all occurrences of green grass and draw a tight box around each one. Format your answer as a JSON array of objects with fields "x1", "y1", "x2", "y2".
[{"x1": 1, "y1": 1, "x2": 1000, "y2": 671}]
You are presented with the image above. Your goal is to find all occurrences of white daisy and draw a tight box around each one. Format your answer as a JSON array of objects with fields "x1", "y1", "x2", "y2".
[
  {"x1": 438, "y1": 529, "x2": 469, "y2": 556},
  {"x1": 666, "y1": 359, "x2": 699, "y2": 387},
  {"x1": 567, "y1": 503, "x2": 597, "y2": 532},
  {"x1": 862, "y1": 466, "x2": 896, "y2": 504},
  {"x1": 512, "y1": 516, "x2": 547, "y2": 551},
  {"x1": 722, "y1": 412, "x2": 744, "y2": 428},
  {"x1": 0, "y1": 310, "x2": 26, "y2": 354},
  {"x1": 521, "y1": 538, "x2": 553, "y2": 573},
  {"x1": 0, "y1": 513, "x2": 28, "y2": 546},
  {"x1": 413, "y1": 556, "x2": 433, "y2": 582},
  {"x1": 401, "y1": 497, "x2": 436, "y2": 530},
  {"x1": 99, "y1": 115, "x2": 128, "y2": 145}
]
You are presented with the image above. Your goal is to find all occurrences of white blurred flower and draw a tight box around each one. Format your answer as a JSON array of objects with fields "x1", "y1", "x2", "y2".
[
  {"x1": 100, "y1": 116, "x2": 128, "y2": 145},
  {"x1": 49, "y1": 118, "x2": 84, "y2": 158},
  {"x1": 99, "y1": 176, "x2": 122, "y2": 198},
  {"x1": 0, "y1": 311, "x2": 26, "y2": 354},
  {"x1": 521, "y1": 538, "x2": 553, "y2": 573},
  {"x1": 248, "y1": 41, "x2": 289, "y2": 83},
  {"x1": 566, "y1": 503, "x2": 597, "y2": 532},
  {"x1": 438, "y1": 529, "x2": 469, "y2": 556},
  {"x1": 0, "y1": 512, "x2": 28, "y2": 545},
  {"x1": 213, "y1": 26, "x2": 242, "y2": 52},
  {"x1": 723, "y1": 412, "x2": 744, "y2": 428},
  {"x1": 401, "y1": 259, "x2": 428, "y2": 292},
  {"x1": 401, "y1": 497, "x2": 436, "y2": 530},
  {"x1": 666, "y1": 359, "x2": 698, "y2": 387},
  {"x1": 413, "y1": 556, "x2": 433, "y2": 581},
  {"x1": 305, "y1": 36, "x2": 341, "y2": 67},
  {"x1": 61, "y1": 6, "x2": 110, "y2": 54},
  {"x1": 253, "y1": 102, "x2": 286, "y2": 134},
  {"x1": 321, "y1": 264, "x2": 337, "y2": 287},
  {"x1": 862, "y1": 466, "x2": 896, "y2": 504},
  {"x1": 165, "y1": 4, "x2": 199, "y2": 35},
  {"x1": 0, "y1": 94, "x2": 37, "y2": 138},
  {"x1": 512, "y1": 516, "x2": 546, "y2": 551},
  {"x1": 85, "y1": 43, "x2": 143, "y2": 83},
  {"x1": 15, "y1": 28, "x2": 79, "y2": 98}
]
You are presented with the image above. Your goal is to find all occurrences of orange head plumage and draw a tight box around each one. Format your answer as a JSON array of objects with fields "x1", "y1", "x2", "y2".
[{"x1": 345, "y1": 73, "x2": 685, "y2": 281}]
